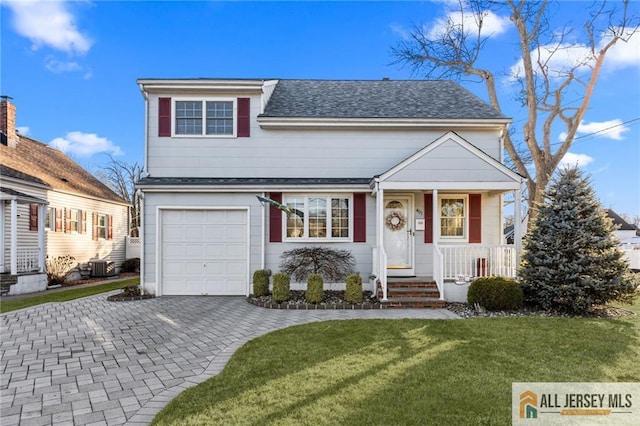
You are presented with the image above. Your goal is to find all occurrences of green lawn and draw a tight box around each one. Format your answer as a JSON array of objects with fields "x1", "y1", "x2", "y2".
[
  {"x1": 153, "y1": 300, "x2": 639, "y2": 426},
  {"x1": 0, "y1": 278, "x2": 140, "y2": 313}
]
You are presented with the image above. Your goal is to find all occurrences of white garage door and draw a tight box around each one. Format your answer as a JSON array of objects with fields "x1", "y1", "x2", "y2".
[{"x1": 161, "y1": 209, "x2": 248, "y2": 295}]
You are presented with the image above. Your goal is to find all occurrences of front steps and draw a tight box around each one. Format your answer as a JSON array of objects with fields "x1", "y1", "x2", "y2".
[{"x1": 378, "y1": 277, "x2": 446, "y2": 308}]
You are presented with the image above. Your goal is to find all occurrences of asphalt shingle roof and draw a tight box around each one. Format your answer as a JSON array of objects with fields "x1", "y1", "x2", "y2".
[
  {"x1": 0, "y1": 135, "x2": 128, "y2": 204},
  {"x1": 260, "y1": 80, "x2": 507, "y2": 120}
]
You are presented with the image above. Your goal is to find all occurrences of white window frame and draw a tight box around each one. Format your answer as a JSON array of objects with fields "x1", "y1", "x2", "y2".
[
  {"x1": 283, "y1": 194, "x2": 353, "y2": 242},
  {"x1": 45, "y1": 207, "x2": 55, "y2": 231},
  {"x1": 172, "y1": 97, "x2": 237, "y2": 138},
  {"x1": 69, "y1": 209, "x2": 80, "y2": 234},
  {"x1": 439, "y1": 194, "x2": 468, "y2": 242},
  {"x1": 97, "y1": 214, "x2": 107, "y2": 240}
]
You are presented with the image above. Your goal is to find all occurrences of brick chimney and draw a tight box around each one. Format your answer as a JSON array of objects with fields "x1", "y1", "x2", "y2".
[{"x1": 1, "y1": 96, "x2": 18, "y2": 148}]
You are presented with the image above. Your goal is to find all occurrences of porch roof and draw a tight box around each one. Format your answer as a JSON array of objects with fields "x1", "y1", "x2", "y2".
[{"x1": 0, "y1": 187, "x2": 47, "y2": 204}]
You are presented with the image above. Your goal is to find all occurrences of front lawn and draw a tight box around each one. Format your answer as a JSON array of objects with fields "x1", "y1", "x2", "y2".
[
  {"x1": 0, "y1": 278, "x2": 140, "y2": 313},
  {"x1": 153, "y1": 300, "x2": 639, "y2": 426}
]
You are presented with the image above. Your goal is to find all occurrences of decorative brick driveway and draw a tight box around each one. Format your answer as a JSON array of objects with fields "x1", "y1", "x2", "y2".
[{"x1": 1, "y1": 294, "x2": 459, "y2": 425}]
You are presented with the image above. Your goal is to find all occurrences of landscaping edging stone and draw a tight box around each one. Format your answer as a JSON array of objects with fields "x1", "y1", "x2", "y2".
[
  {"x1": 247, "y1": 297, "x2": 383, "y2": 310},
  {"x1": 107, "y1": 293, "x2": 155, "y2": 302}
]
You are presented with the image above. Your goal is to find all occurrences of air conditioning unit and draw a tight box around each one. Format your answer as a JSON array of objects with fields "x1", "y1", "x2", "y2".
[{"x1": 89, "y1": 260, "x2": 116, "y2": 277}]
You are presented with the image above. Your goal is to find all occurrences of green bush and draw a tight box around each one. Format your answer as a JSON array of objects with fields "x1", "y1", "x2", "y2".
[
  {"x1": 272, "y1": 273, "x2": 290, "y2": 303},
  {"x1": 345, "y1": 274, "x2": 363, "y2": 304},
  {"x1": 467, "y1": 277, "x2": 523, "y2": 311},
  {"x1": 306, "y1": 274, "x2": 324, "y2": 303},
  {"x1": 252, "y1": 269, "x2": 270, "y2": 297}
]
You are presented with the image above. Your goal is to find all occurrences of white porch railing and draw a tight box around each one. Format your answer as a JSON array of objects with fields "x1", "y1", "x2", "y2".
[
  {"x1": 16, "y1": 247, "x2": 41, "y2": 273},
  {"x1": 439, "y1": 245, "x2": 517, "y2": 280}
]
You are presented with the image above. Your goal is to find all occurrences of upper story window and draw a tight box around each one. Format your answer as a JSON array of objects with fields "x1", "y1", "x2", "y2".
[
  {"x1": 174, "y1": 99, "x2": 235, "y2": 136},
  {"x1": 284, "y1": 195, "x2": 351, "y2": 241},
  {"x1": 440, "y1": 196, "x2": 467, "y2": 239}
]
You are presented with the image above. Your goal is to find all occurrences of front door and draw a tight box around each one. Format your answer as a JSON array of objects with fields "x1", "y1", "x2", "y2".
[{"x1": 383, "y1": 195, "x2": 414, "y2": 276}]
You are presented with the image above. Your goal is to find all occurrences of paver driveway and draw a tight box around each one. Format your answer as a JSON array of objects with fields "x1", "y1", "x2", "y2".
[{"x1": 1, "y1": 293, "x2": 459, "y2": 425}]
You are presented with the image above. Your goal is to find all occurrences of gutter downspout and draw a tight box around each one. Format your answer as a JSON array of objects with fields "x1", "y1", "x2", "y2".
[
  {"x1": 138, "y1": 83, "x2": 150, "y2": 178},
  {"x1": 136, "y1": 189, "x2": 145, "y2": 294},
  {"x1": 261, "y1": 192, "x2": 266, "y2": 270}
]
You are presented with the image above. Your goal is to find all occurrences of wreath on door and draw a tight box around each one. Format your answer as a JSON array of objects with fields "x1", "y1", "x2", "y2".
[{"x1": 385, "y1": 211, "x2": 406, "y2": 231}]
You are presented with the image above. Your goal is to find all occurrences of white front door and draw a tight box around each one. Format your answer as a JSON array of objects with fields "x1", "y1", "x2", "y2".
[{"x1": 383, "y1": 195, "x2": 414, "y2": 276}]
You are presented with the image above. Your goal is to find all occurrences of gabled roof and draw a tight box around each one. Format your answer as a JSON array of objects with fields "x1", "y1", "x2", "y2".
[
  {"x1": 607, "y1": 209, "x2": 637, "y2": 231},
  {"x1": 260, "y1": 80, "x2": 508, "y2": 120},
  {"x1": 1, "y1": 164, "x2": 49, "y2": 187},
  {"x1": 0, "y1": 135, "x2": 128, "y2": 205}
]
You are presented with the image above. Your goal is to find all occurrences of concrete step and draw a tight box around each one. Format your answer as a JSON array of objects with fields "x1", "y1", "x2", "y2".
[
  {"x1": 386, "y1": 287, "x2": 440, "y2": 298},
  {"x1": 381, "y1": 297, "x2": 446, "y2": 309}
]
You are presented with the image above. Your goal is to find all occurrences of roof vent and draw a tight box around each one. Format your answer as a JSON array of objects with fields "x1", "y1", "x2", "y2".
[{"x1": 382, "y1": 77, "x2": 390, "y2": 81}]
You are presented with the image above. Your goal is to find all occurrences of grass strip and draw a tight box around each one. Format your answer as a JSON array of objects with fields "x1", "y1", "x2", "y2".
[{"x1": 0, "y1": 278, "x2": 140, "y2": 313}]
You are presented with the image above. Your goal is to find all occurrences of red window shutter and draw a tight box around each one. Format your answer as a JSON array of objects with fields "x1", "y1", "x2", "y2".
[
  {"x1": 92, "y1": 212, "x2": 98, "y2": 240},
  {"x1": 237, "y1": 97, "x2": 250, "y2": 137},
  {"x1": 158, "y1": 97, "x2": 171, "y2": 137},
  {"x1": 269, "y1": 192, "x2": 282, "y2": 243},
  {"x1": 29, "y1": 204, "x2": 38, "y2": 231},
  {"x1": 55, "y1": 208, "x2": 62, "y2": 232},
  {"x1": 424, "y1": 194, "x2": 433, "y2": 243},
  {"x1": 82, "y1": 210, "x2": 87, "y2": 234},
  {"x1": 469, "y1": 194, "x2": 482, "y2": 243},
  {"x1": 353, "y1": 193, "x2": 366, "y2": 242},
  {"x1": 65, "y1": 209, "x2": 71, "y2": 233},
  {"x1": 107, "y1": 215, "x2": 113, "y2": 240}
]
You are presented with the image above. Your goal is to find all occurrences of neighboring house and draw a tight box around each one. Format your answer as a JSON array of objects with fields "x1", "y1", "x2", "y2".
[
  {"x1": 606, "y1": 209, "x2": 638, "y2": 243},
  {"x1": 0, "y1": 98, "x2": 130, "y2": 295},
  {"x1": 136, "y1": 79, "x2": 526, "y2": 304}
]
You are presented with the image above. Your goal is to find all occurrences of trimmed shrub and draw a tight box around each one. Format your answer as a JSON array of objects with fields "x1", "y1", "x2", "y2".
[
  {"x1": 252, "y1": 269, "x2": 270, "y2": 297},
  {"x1": 121, "y1": 257, "x2": 140, "y2": 273},
  {"x1": 280, "y1": 247, "x2": 355, "y2": 282},
  {"x1": 345, "y1": 274, "x2": 363, "y2": 304},
  {"x1": 306, "y1": 274, "x2": 324, "y2": 303},
  {"x1": 467, "y1": 277, "x2": 523, "y2": 311},
  {"x1": 272, "y1": 272, "x2": 290, "y2": 303}
]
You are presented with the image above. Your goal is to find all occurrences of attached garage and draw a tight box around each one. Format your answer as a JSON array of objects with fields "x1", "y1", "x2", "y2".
[{"x1": 159, "y1": 208, "x2": 249, "y2": 296}]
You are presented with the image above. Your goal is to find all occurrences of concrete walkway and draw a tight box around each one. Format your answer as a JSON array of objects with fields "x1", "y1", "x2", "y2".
[{"x1": 1, "y1": 293, "x2": 459, "y2": 426}]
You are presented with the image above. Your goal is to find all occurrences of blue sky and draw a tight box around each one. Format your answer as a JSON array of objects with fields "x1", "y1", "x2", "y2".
[{"x1": 1, "y1": 0, "x2": 639, "y2": 216}]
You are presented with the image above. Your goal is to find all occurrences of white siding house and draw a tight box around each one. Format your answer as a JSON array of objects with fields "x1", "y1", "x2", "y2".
[
  {"x1": 137, "y1": 79, "x2": 526, "y2": 304},
  {"x1": 0, "y1": 99, "x2": 130, "y2": 295}
]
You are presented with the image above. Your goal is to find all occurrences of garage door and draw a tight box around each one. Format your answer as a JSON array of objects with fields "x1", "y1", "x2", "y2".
[{"x1": 161, "y1": 209, "x2": 248, "y2": 295}]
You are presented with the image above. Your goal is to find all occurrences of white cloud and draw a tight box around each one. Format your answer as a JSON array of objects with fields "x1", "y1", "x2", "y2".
[
  {"x1": 16, "y1": 126, "x2": 29, "y2": 135},
  {"x1": 45, "y1": 58, "x2": 82, "y2": 73},
  {"x1": 5, "y1": 0, "x2": 91, "y2": 55},
  {"x1": 49, "y1": 131, "x2": 123, "y2": 157},
  {"x1": 508, "y1": 28, "x2": 640, "y2": 81},
  {"x1": 558, "y1": 119, "x2": 629, "y2": 142},
  {"x1": 559, "y1": 152, "x2": 594, "y2": 168},
  {"x1": 600, "y1": 28, "x2": 640, "y2": 69},
  {"x1": 428, "y1": 9, "x2": 511, "y2": 40}
]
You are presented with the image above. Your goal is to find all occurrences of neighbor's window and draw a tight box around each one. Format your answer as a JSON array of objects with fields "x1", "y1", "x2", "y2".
[
  {"x1": 69, "y1": 209, "x2": 80, "y2": 233},
  {"x1": 440, "y1": 197, "x2": 466, "y2": 239},
  {"x1": 97, "y1": 214, "x2": 107, "y2": 239},
  {"x1": 284, "y1": 195, "x2": 351, "y2": 240},
  {"x1": 175, "y1": 99, "x2": 234, "y2": 136},
  {"x1": 45, "y1": 207, "x2": 55, "y2": 230}
]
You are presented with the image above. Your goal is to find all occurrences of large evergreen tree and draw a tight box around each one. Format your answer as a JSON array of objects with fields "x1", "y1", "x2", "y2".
[{"x1": 520, "y1": 166, "x2": 637, "y2": 313}]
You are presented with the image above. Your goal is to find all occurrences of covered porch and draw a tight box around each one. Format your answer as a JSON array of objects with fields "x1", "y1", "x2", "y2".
[
  {"x1": 369, "y1": 132, "x2": 525, "y2": 304},
  {"x1": 0, "y1": 188, "x2": 47, "y2": 295}
]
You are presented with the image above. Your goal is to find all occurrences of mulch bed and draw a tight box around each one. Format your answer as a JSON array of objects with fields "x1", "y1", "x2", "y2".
[
  {"x1": 248, "y1": 290, "x2": 382, "y2": 310},
  {"x1": 446, "y1": 302, "x2": 636, "y2": 319}
]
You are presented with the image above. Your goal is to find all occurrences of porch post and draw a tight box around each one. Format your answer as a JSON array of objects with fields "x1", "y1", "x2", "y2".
[
  {"x1": 376, "y1": 186, "x2": 387, "y2": 300},
  {"x1": 10, "y1": 198, "x2": 17, "y2": 275},
  {"x1": 0, "y1": 202, "x2": 4, "y2": 272},
  {"x1": 38, "y1": 204, "x2": 46, "y2": 272},
  {"x1": 432, "y1": 190, "x2": 439, "y2": 241},
  {"x1": 514, "y1": 189, "x2": 522, "y2": 271}
]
